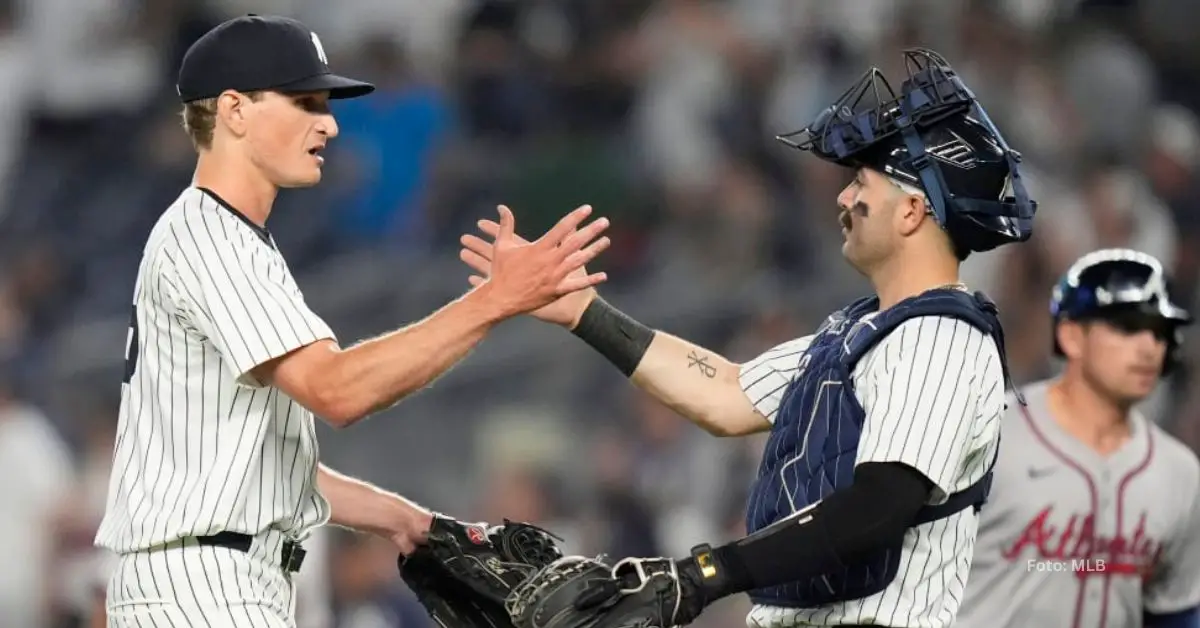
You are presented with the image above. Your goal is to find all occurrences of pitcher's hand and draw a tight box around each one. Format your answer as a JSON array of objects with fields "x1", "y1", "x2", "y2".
[
  {"x1": 461, "y1": 211, "x2": 601, "y2": 329},
  {"x1": 471, "y1": 205, "x2": 609, "y2": 321}
]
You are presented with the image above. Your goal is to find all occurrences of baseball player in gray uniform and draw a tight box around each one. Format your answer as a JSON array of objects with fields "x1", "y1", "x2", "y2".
[
  {"x1": 956, "y1": 248, "x2": 1200, "y2": 628},
  {"x1": 93, "y1": 14, "x2": 609, "y2": 627}
]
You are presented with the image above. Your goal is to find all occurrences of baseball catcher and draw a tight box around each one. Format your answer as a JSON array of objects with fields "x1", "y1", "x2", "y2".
[
  {"x1": 470, "y1": 48, "x2": 1036, "y2": 628},
  {"x1": 399, "y1": 514, "x2": 565, "y2": 628}
]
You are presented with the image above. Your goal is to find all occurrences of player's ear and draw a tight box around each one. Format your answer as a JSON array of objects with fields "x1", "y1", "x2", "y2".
[
  {"x1": 215, "y1": 90, "x2": 251, "y2": 138},
  {"x1": 894, "y1": 193, "x2": 927, "y2": 237},
  {"x1": 1056, "y1": 320, "x2": 1087, "y2": 360}
]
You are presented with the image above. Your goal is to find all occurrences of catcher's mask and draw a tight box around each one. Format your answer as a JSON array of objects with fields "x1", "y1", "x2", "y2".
[
  {"x1": 777, "y1": 48, "x2": 1037, "y2": 255},
  {"x1": 1050, "y1": 248, "x2": 1192, "y2": 376}
]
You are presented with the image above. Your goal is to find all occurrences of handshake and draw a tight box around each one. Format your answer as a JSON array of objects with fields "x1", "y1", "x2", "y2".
[
  {"x1": 402, "y1": 516, "x2": 712, "y2": 628},
  {"x1": 455, "y1": 204, "x2": 611, "y2": 330}
]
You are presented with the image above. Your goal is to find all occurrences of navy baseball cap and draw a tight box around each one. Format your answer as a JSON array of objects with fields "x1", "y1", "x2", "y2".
[{"x1": 177, "y1": 14, "x2": 375, "y2": 103}]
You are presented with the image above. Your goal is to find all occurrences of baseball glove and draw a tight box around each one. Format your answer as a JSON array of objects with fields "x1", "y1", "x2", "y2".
[
  {"x1": 505, "y1": 555, "x2": 710, "y2": 628},
  {"x1": 399, "y1": 515, "x2": 564, "y2": 628}
]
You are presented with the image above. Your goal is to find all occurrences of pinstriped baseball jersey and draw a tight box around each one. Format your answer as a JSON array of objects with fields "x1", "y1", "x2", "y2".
[
  {"x1": 95, "y1": 186, "x2": 333, "y2": 555},
  {"x1": 738, "y1": 312, "x2": 1005, "y2": 628},
  {"x1": 956, "y1": 379, "x2": 1200, "y2": 628}
]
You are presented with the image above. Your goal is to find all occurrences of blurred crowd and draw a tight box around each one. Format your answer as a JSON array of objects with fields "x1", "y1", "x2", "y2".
[{"x1": 3, "y1": 0, "x2": 1200, "y2": 626}]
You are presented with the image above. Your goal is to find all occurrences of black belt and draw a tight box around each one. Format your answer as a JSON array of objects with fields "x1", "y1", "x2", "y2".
[{"x1": 192, "y1": 531, "x2": 307, "y2": 573}]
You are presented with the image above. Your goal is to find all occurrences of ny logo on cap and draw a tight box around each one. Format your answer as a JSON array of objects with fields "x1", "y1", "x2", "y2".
[{"x1": 311, "y1": 32, "x2": 328, "y2": 65}]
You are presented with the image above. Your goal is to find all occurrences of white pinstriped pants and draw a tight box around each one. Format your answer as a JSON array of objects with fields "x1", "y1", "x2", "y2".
[{"x1": 106, "y1": 529, "x2": 298, "y2": 627}]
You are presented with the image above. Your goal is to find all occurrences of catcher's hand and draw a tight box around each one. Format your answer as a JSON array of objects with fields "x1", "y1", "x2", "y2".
[
  {"x1": 399, "y1": 515, "x2": 564, "y2": 628},
  {"x1": 505, "y1": 554, "x2": 712, "y2": 628}
]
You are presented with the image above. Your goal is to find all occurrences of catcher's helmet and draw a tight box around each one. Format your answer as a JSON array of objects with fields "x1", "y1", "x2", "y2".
[
  {"x1": 1050, "y1": 249, "x2": 1192, "y2": 375},
  {"x1": 777, "y1": 48, "x2": 1036, "y2": 255}
]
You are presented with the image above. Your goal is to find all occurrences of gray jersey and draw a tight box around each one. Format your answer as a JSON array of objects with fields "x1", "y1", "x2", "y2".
[{"x1": 956, "y1": 379, "x2": 1200, "y2": 628}]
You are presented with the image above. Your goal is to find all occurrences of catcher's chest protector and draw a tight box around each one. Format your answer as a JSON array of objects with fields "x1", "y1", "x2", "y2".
[{"x1": 744, "y1": 288, "x2": 1012, "y2": 608}]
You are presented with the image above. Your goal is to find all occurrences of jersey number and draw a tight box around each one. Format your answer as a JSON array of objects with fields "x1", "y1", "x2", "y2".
[{"x1": 122, "y1": 306, "x2": 139, "y2": 383}]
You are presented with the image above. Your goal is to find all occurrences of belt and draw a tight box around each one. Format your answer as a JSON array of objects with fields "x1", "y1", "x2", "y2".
[{"x1": 192, "y1": 531, "x2": 307, "y2": 573}]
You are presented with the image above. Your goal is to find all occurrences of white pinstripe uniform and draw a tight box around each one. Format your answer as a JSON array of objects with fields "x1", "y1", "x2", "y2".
[
  {"x1": 95, "y1": 186, "x2": 334, "y2": 627},
  {"x1": 737, "y1": 313, "x2": 1006, "y2": 628}
]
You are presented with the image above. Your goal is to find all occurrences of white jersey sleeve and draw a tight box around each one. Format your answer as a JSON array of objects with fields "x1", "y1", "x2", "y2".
[
  {"x1": 738, "y1": 335, "x2": 815, "y2": 423},
  {"x1": 168, "y1": 205, "x2": 334, "y2": 387},
  {"x1": 855, "y1": 315, "x2": 1003, "y2": 503},
  {"x1": 1143, "y1": 452, "x2": 1200, "y2": 614}
]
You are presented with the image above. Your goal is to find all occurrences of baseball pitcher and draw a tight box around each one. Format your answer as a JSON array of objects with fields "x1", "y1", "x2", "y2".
[{"x1": 94, "y1": 14, "x2": 604, "y2": 628}]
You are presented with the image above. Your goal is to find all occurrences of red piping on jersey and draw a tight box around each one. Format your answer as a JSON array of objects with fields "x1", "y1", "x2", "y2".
[
  {"x1": 1106, "y1": 426, "x2": 1155, "y2": 628},
  {"x1": 1019, "y1": 404, "x2": 1096, "y2": 628}
]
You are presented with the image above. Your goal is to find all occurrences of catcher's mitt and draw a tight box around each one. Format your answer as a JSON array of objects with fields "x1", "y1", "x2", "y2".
[
  {"x1": 505, "y1": 555, "x2": 710, "y2": 628},
  {"x1": 399, "y1": 515, "x2": 564, "y2": 628}
]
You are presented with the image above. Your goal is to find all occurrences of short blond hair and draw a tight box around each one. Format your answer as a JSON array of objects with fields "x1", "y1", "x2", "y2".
[{"x1": 180, "y1": 91, "x2": 263, "y2": 150}]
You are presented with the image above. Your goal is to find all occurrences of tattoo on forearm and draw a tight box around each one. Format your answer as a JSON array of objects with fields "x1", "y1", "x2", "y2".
[{"x1": 687, "y1": 351, "x2": 717, "y2": 378}]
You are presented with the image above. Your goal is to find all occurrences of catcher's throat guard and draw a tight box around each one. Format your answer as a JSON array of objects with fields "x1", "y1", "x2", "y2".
[{"x1": 777, "y1": 48, "x2": 1037, "y2": 254}]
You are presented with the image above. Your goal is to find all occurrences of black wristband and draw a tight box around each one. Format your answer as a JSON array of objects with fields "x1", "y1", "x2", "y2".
[{"x1": 570, "y1": 297, "x2": 655, "y2": 377}]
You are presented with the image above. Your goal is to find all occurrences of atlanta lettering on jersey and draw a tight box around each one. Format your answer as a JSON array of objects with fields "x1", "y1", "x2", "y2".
[{"x1": 1001, "y1": 506, "x2": 1164, "y2": 576}]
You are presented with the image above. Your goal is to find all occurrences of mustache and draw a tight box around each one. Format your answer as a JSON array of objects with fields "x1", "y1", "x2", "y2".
[{"x1": 839, "y1": 202, "x2": 869, "y2": 230}]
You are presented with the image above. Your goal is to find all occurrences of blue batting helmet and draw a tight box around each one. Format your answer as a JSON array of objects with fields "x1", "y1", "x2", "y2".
[
  {"x1": 1050, "y1": 248, "x2": 1192, "y2": 374},
  {"x1": 777, "y1": 48, "x2": 1036, "y2": 256}
]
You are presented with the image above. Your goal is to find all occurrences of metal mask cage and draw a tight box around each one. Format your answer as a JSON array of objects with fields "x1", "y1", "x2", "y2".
[
  {"x1": 776, "y1": 48, "x2": 1036, "y2": 251},
  {"x1": 777, "y1": 49, "x2": 968, "y2": 159}
]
